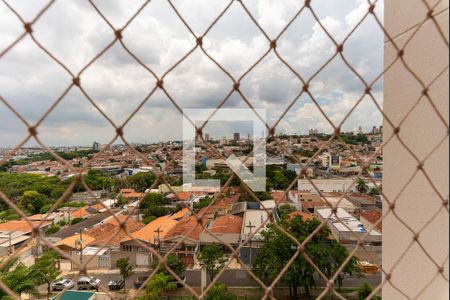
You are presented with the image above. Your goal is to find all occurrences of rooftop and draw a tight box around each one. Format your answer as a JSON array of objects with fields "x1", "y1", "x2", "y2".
[
  {"x1": 56, "y1": 234, "x2": 96, "y2": 249},
  {"x1": 51, "y1": 211, "x2": 115, "y2": 239},
  {"x1": 316, "y1": 208, "x2": 381, "y2": 236},
  {"x1": 0, "y1": 220, "x2": 50, "y2": 234},
  {"x1": 208, "y1": 215, "x2": 243, "y2": 234},
  {"x1": 171, "y1": 208, "x2": 191, "y2": 220},
  {"x1": 85, "y1": 215, "x2": 144, "y2": 247},
  {"x1": 288, "y1": 211, "x2": 315, "y2": 221},
  {"x1": 163, "y1": 215, "x2": 206, "y2": 242},
  {"x1": 360, "y1": 210, "x2": 383, "y2": 232},
  {"x1": 122, "y1": 216, "x2": 177, "y2": 244}
]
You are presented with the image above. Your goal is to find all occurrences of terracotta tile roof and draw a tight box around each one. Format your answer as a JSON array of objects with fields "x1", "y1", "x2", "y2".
[
  {"x1": 123, "y1": 192, "x2": 143, "y2": 199},
  {"x1": 216, "y1": 195, "x2": 239, "y2": 207},
  {"x1": 86, "y1": 215, "x2": 144, "y2": 247},
  {"x1": 163, "y1": 216, "x2": 206, "y2": 242},
  {"x1": 198, "y1": 205, "x2": 216, "y2": 217},
  {"x1": 71, "y1": 206, "x2": 92, "y2": 219},
  {"x1": 121, "y1": 216, "x2": 178, "y2": 244},
  {"x1": 171, "y1": 208, "x2": 191, "y2": 220},
  {"x1": 360, "y1": 210, "x2": 382, "y2": 232},
  {"x1": 176, "y1": 192, "x2": 191, "y2": 201},
  {"x1": 0, "y1": 220, "x2": 50, "y2": 234},
  {"x1": 120, "y1": 189, "x2": 135, "y2": 194},
  {"x1": 89, "y1": 203, "x2": 107, "y2": 212},
  {"x1": 56, "y1": 234, "x2": 95, "y2": 250},
  {"x1": 271, "y1": 191, "x2": 287, "y2": 203},
  {"x1": 208, "y1": 215, "x2": 243, "y2": 234},
  {"x1": 288, "y1": 211, "x2": 315, "y2": 221}
]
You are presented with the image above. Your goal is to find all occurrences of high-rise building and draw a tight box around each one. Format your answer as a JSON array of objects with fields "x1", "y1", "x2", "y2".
[
  {"x1": 372, "y1": 126, "x2": 377, "y2": 134},
  {"x1": 92, "y1": 141, "x2": 100, "y2": 151},
  {"x1": 233, "y1": 133, "x2": 240, "y2": 141},
  {"x1": 205, "y1": 133, "x2": 210, "y2": 141}
]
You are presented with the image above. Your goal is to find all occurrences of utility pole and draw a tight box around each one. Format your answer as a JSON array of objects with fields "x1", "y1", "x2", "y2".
[
  {"x1": 246, "y1": 221, "x2": 255, "y2": 265},
  {"x1": 8, "y1": 231, "x2": 12, "y2": 255},
  {"x1": 154, "y1": 227, "x2": 162, "y2": 253},
  {"x1": 78, "y1": 228, "x2": 85, "y2": 272}
]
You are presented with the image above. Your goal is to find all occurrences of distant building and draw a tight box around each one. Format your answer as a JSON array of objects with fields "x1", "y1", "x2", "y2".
[
  {"x1": 298, "y1": 179, "x2": 357, "y2": 194},
  {"x1": 309, "y1": 128, "x2": 319, "y2": 135},
  {"x1": 233, "y1": 133, "x2": 240, "y2": 141},
  {"x1": 204, "y1": 133, "x2": 210, "y2": 141},
  {"x1": 315, "y1": 207, "x2": 381, "y2": 245}
]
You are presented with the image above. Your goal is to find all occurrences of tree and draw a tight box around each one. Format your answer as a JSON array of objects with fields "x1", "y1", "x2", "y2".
[
  {"x1": 45, "y1": 224, "x2": 61, "y2": 236},
  {"x1": 127, "y1": 172, "x2": 156, "y2": 192},
  {"x1": 278, "y1": 204, "x2": 297, "y2": 220},
  {"x1": 20, "y1": 190, "x2": 48, "y2": 214},
  {"x1": 0, "y1": 258, "x2": 38, "y2": 298},
  {"x1": 253, "y1": 216, "x2": 361, "y2": 298},
  {"x1": 31, "y1": 251, "x2": 61, "y2": 297},
  {"x1": 144, "y1": 273, "x2": 176, "y2": 300},
  {"x1": 2, "y1": 263, "x2": 37, "y2": 296},
  {"x1": 356, "y1": 179, "x2": 369, "y2": 194},
  {"x1": 140, "y1": 193, "x2": 168, "y2": 209},
  {"x1": 368, "y1": 187, "x2": 380, "y2": 196},
  {"x1": 197, "y1": 243, "x2": 227, "y2": 281},
  {"x1": 166, "y1": 254, "x2": 186, "y2": 279},
  {"x1": 193, "y1": 197, "x2": 213, "y2": 212},
  {"x1": 83, "y1": 169, "x2": 114, "y2": 191},
  {"x1": 358, "y1": 282, "x2": 381, "y2": 300},
  {"x1": 116, "y1": 258, "x2": 133, "y2": 296},
  {"x1": 205, "y1": 284, "x2": 236, "y2": 300}
]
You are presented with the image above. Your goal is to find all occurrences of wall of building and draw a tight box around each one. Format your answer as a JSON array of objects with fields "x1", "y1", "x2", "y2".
[{"x1": 384, "y1": 1, "x2": 449, "y2": 299}]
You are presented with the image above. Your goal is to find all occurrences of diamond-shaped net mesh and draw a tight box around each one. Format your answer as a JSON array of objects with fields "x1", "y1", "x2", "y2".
[{"x1": 0, "y1": 0, "x2": 448, "y2": 299}]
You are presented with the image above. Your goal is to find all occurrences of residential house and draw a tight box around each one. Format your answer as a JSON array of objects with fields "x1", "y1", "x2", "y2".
[
  {"x1": 120, "y1": 216, "x2": 178, "y2": 267},
  {"x1": 171, "y1": 208, "x2": 191, "y2": 221},
  {"x1": 160, "y1": 215, "x2": 208, "y2": 266},
  {"x1": 0, "y1": 220, "x2": 51, "y2": 235},
  {"x1": 120, "y1": 189, "x2": 144, "y2": 201},
  {"x1": 0, "y1": 231, "x2": 32, "y2": 257},
  {"x1": 199, "y1": 215, "x2": 243, "y2": 247}
]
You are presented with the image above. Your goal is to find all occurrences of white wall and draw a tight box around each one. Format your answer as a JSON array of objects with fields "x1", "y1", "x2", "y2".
[{"x1": 384, "y1": 1, "x2": 449, "y2": 299}]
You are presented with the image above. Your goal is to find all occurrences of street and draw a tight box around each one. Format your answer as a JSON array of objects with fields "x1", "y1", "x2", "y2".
[{"x1": 43, "y1": 269, "x2": 381, "y2": 299}]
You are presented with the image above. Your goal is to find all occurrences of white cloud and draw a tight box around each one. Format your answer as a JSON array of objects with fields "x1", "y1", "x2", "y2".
[{"x1": 0, "y1": 0, "x2": 384, "y2": 146}]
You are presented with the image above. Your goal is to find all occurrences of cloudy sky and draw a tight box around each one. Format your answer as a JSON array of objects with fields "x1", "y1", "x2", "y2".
[{"x1": 0, "y1": 0, "x2": 384, "y2": 147}]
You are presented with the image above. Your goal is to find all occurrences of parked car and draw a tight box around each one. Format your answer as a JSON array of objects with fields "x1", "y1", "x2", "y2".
[
  {"x1": 52, "y1": 278, "x2": 75, "y2": 291},
  {"x1": 133, "y1": 276, "x2": 148, "y2": 289},
  {"x1": 108, "y1": 279, "x2": 125, "y2": 291},
  {"x1": 77, "y1": 276, "x2": 101, "y2": 290}
]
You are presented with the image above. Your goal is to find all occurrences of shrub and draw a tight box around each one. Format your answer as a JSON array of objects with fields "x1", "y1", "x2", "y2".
[
  {"x1": 70, "y1": 217, "x2": 83, "y2": 225},
  {"x1": 45, "y1": 225, "x2": 61, "y2": 236}
]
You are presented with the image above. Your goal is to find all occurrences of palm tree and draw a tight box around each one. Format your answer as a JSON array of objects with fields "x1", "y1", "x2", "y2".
[
  {"x1": 144, "y1": 273, "x2": 177, "y2": 300},
  {"x1": 356, "y1": 178, "x2": 369, "y2": 194}
]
